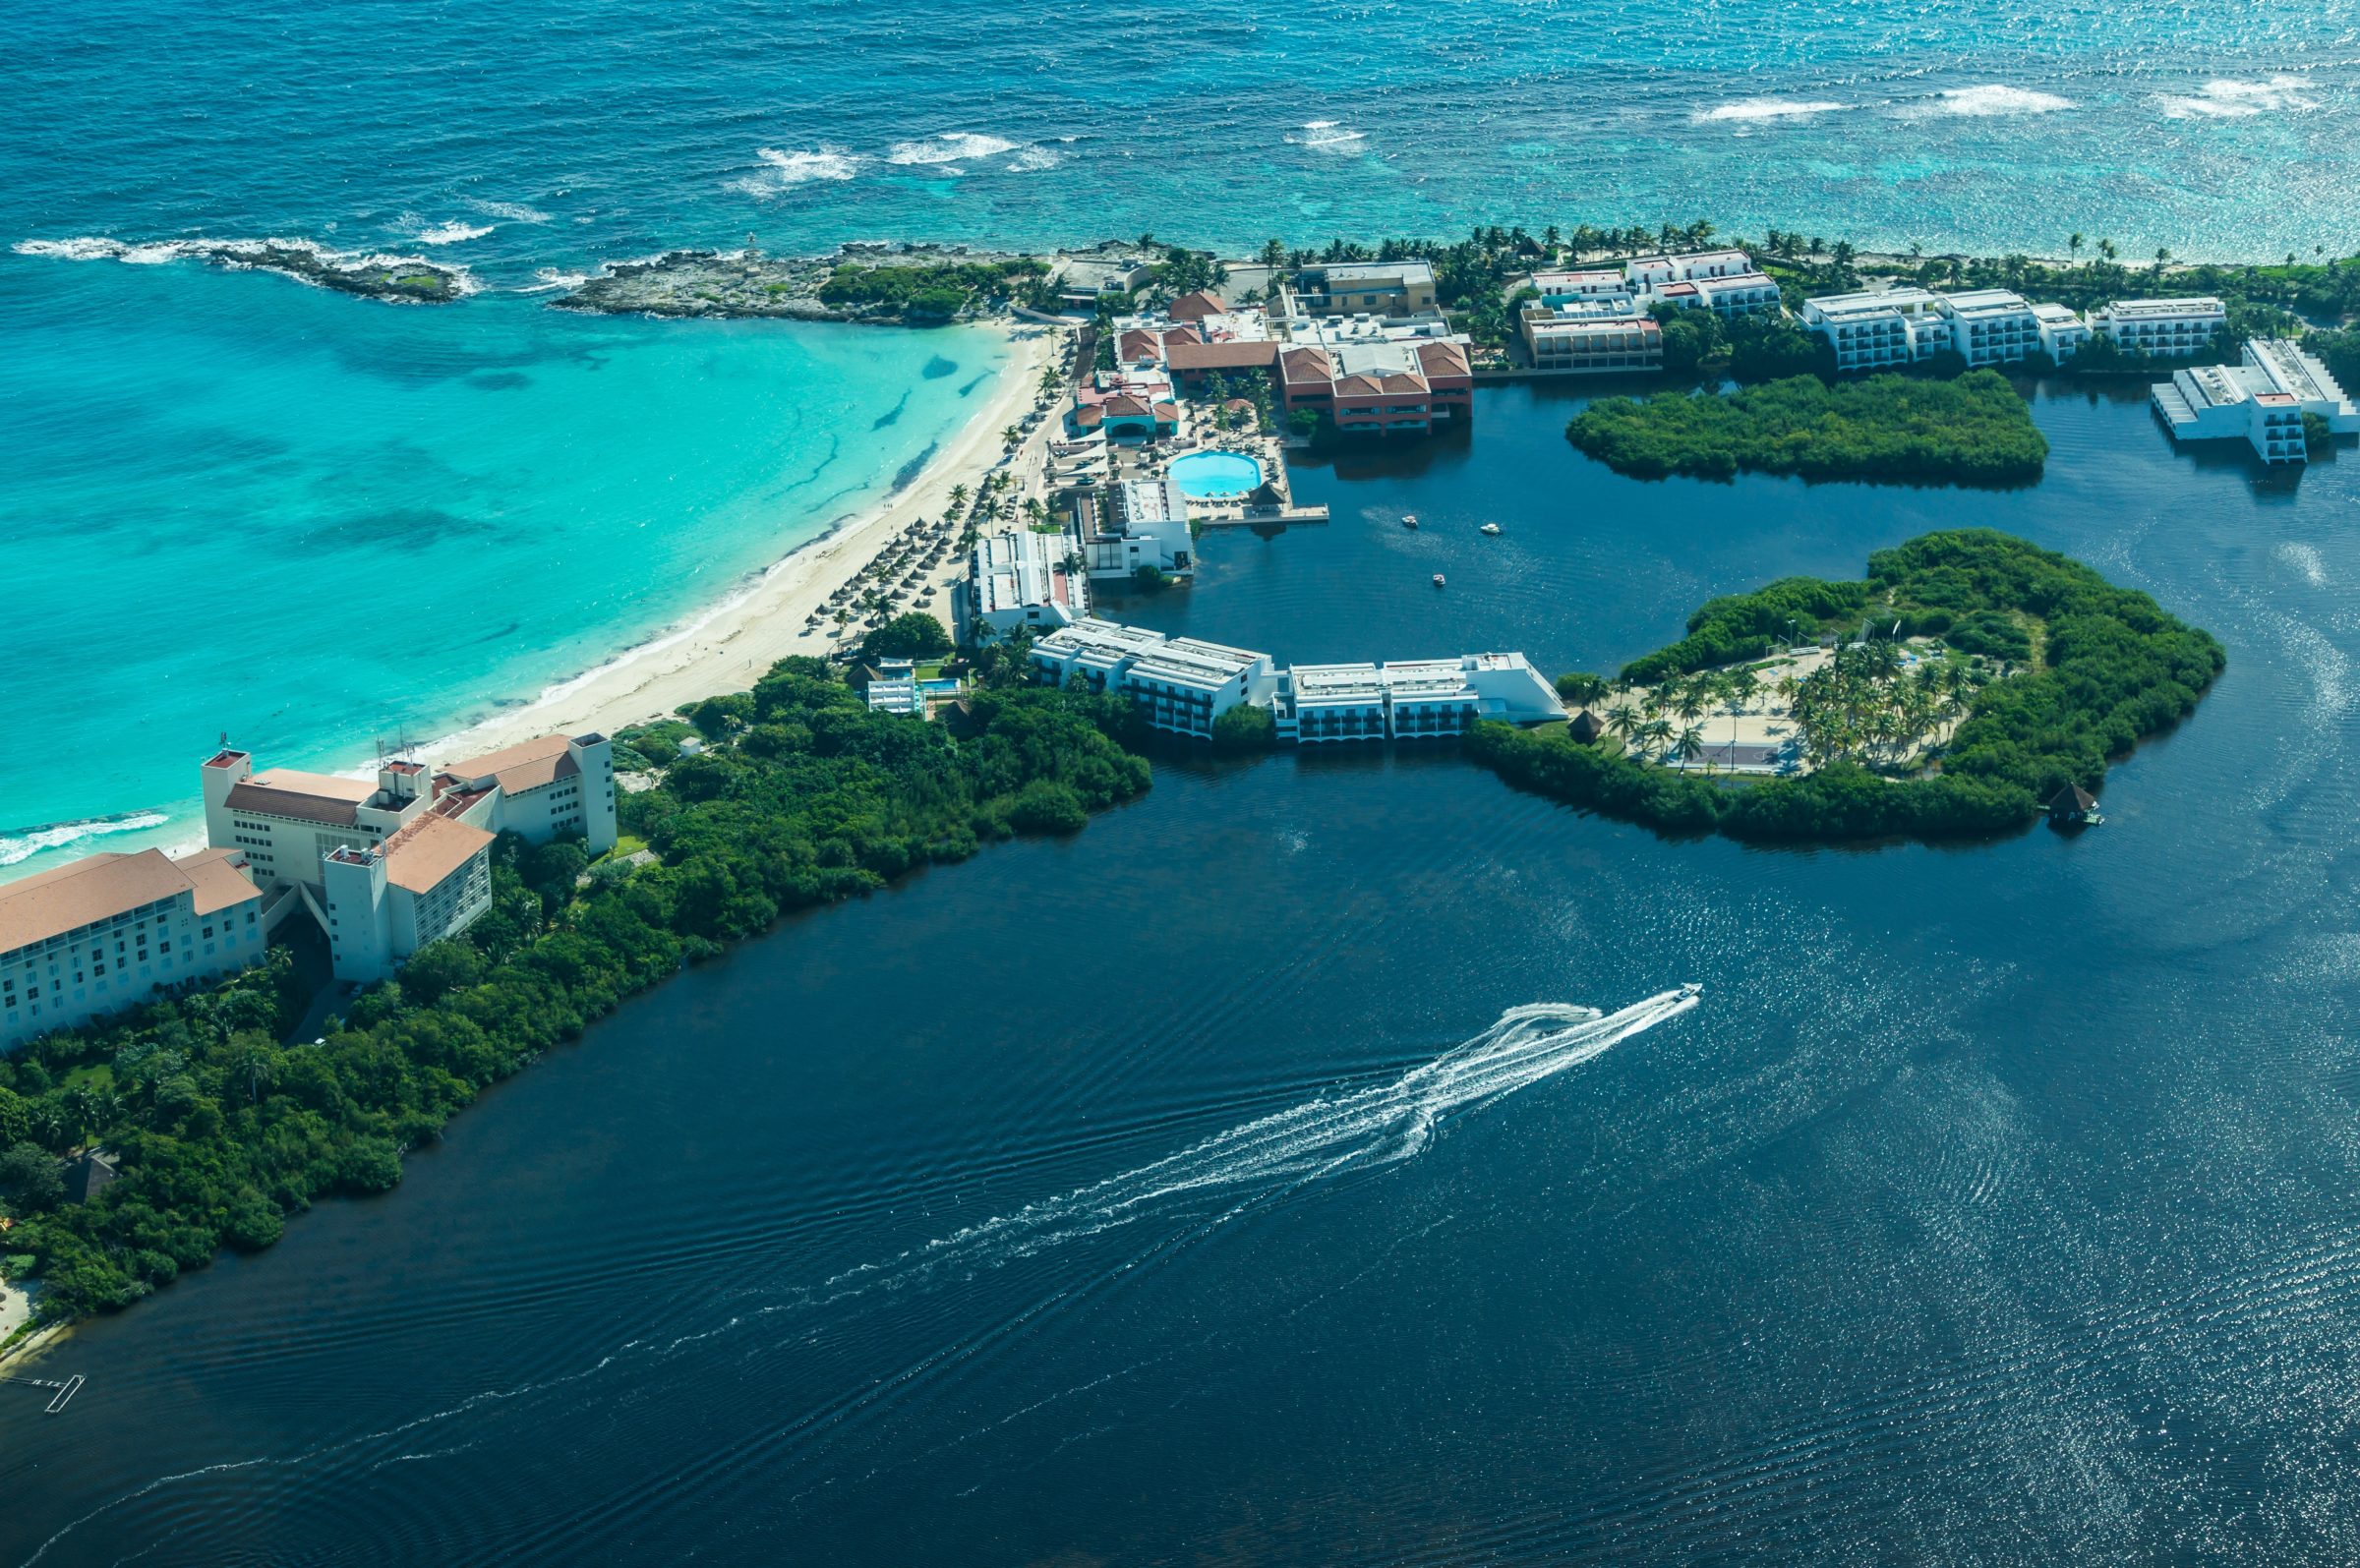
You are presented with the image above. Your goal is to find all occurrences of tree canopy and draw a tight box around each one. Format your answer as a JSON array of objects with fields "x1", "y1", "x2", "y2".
[
  {"x1": 1566, "y1": 371, "x2": 2048, "y2": 486},
  {"x1": 1471, "y1": 530, "x2": 2222, "y2": 844}
]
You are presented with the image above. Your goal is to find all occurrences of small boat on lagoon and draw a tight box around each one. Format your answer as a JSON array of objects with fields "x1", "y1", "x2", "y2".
[
  {"x1": 1433, "y1": 573, "x2": 1446, "y2": 588},
  {"x1": 1402, "y1": 514, "x2": 1419, "y2": 529},
  {"x1": 1479, "y1": 522, "x2": 1502, "y2": 536}
]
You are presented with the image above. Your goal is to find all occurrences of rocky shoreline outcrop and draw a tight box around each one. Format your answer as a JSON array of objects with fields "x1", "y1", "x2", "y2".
[{"x1": 11, "y1": 237, "x2": 471, "y2": 303}]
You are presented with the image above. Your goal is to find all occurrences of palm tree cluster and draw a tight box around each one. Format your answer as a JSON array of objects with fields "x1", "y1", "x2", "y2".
[
  {"x1": 1774, "y1": 644, "x2": 1986, "y2": 772},
  {"x1": 1602, "y1": 664, "x2": 1760, "y2": 770}
]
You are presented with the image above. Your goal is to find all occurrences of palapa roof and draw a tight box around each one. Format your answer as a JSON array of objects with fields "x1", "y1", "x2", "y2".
[
  {"x1": 2048, "y1": 783, "x2": 2098, "y2": 813},
  {"x1": 1567, "y1": 709, "x2": 1605, "y2": 743}
]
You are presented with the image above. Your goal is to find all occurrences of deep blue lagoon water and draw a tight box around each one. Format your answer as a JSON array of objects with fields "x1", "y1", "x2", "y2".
[
  {"x1": 6, "y1": 0, "x2": 2358, "y2": 871},
  {"x1": 7, "y1": 386, "x2": 2360, "y2": 1564},
  {"x1": 10, "y1": 4, "x2": 2360, "y2": 1560}
]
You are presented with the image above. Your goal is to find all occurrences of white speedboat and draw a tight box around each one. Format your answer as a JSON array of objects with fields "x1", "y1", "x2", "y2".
[{"x1": 1479, "y1": 522, "x2": 1502, "y2": 536}]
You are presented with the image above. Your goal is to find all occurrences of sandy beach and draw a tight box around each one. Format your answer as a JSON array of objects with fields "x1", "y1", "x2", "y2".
[{"x1": 420, "y1": 318, "x2": 1062, "y2": 761}]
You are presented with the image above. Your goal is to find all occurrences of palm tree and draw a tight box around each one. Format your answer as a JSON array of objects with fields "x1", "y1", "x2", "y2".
[
  {"x1": 1560, "y1": 672, "x2": 1609, "y2": 710},
  {"x1": 1675, "y1": 725, "x2": 1707, "y2": 770},
  {"x1": 2068, "y1": 232, "x2": 2085, "y2": 264},
  {"x1": 2153, "y1": 246, "x2": 2172, "y2": 274},
  {"x1": 1637, "y1": 717, "x2": 1674, "y2": 759},
  {"x1": 1604, "y1": 701, "x2": 1639, "y2": 740},
  {"x1": 2097, "y1": 238, "x2": 2118, "y2": 262},
  {"x1": 1673, "y1": 682, "x2": 1707, "y2": 730}
]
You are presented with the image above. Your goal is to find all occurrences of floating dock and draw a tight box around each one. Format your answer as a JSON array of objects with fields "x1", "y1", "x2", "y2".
[{"x1": 2, "y1": 1371, "x2": 85, "y2": 1414}]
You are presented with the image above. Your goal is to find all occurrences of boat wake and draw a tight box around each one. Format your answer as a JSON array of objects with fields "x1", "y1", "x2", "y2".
[{"x1": 15, "y1": 990, "x2": 1697, "y2": 1563}]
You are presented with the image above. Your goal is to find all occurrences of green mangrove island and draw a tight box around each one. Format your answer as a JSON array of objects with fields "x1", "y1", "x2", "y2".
[
  {"x1": 1470, "y1": 530, "x2": 2223, "y2": 842},
  {"x1": 1565, "y1": 371, "x2": 2050, "y2": 486}
]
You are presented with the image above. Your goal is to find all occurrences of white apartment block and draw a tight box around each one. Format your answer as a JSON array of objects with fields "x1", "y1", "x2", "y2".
[
  {"x1": 321, "y1": 814, "x2": 496, "y2": 985},
  {"x1": 2, "y1": 847, "x2": 264, "y2": 1048},
  {"x1": 1089, "y1": 477, "x2": 1196, "y2": 582},
  {"x1": 2153, "y1": 338, "x2": 2360, "y2": 466},
  {"x1": 1625, "y1": 250, "x2": 1756, "y2": 290},
  {"x1": 967, "y1": 522, "x2": 1088, "y2": 642},
  {"x1": 438, "y1": 734, "x2": 619, "y2": 856},
  {"x1": 1800, "y1": 288, "x2": 1948, "y2": 372},
  {"x1": 2094, "y1": 298, "x2": 2227, "y2": 357},
  {"x1": 1529, "y1": 268, "x2": 1631, "y2": 303},
  {"x1": 1688, "y1": 272, "x2": 1784, "y2": 317},
  {"x1": 1276, "y1": 654, "x2": 1564, "y2": 742},
  {"x1": 1030, "y1": 618, "x2": 1270, "y2": 737},
  {"x1": 1940, "y1": 289, "x2": 2048, "y2": 368}
]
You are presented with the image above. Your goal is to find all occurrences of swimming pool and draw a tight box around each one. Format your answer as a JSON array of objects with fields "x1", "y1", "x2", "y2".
[{"x1": 1166, "y1": 450, "x2": 1264, "y2": 499}]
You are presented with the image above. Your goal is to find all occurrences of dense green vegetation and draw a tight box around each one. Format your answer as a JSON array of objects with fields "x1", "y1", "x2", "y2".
[
  {"x1": 1470, "y1": 531, "x2": 2222, "y2": 843},
  {"x1": 1566, "y1": 371, "x2": 2048, "y2": 486},
  {"x1": 859, "y1": 611, "x2": 954, "y2": 662},
  {"x1": 0, "y1": 663, "x2": 1149, "y2": 1326},
  {"x1": 816, "y1": 259, "x2": 1049, "y2": 320}
]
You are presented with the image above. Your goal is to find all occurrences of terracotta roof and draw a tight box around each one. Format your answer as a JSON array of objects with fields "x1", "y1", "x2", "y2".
[
  {"x1": 381, "y1": 813, "x2": 495, "y2": 897},
  {"x1": 1334, "y1": 374, "x2": 1386, "y2": 397},
  {"x1": 1415, "y1": 339, "x2": 1472, "y2": 378},
  {"x1": 1161, "y1": 323, "x2": 1204, "y2": 347},
  {"x1": 222, "y1": 768, "x2": 377, "y2": 827},
  {"x1": 1102, "y1": 394, "x2": 1152, "y2": 418},
  {"x1": 178, "y1": 847, "x2": 266, "y2": 917},
  {"x1": 0, "y1": 848, "x2": 257, "y2": 956},
  {"x1": 445, "y1": 733, "x2": 581, "y2": 794},
  {"x1": 1150, "y1": 401, "x2": 1178, "y2": 419},
  {"x1": 1222, "y1": 397, "x2": 1258, "y2": 412},
  {"x1": 1072, "y1": 404, "x2": 1105, "y2": 428},
  {"x1": 1117, "y1": 330, "x2": 1161, "y2": 362},
  {"x1": 1278, "y1": 346, "x2": 1334, "y2": 384},
  {"x1": 1167, "y1": 289, "x2": 1226, "y2": 320},
  {"x1": 1163, "y1": 341, "x2": 1279, "y2": 372}
]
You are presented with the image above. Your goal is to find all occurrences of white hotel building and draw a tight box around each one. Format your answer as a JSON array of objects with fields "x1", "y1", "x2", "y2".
[
  {"x1": 2152, "y1": 338, "x2": 2360, "y2": 465},
  {"x1": 1028, "y1": 619, "x2": 1564, "y2": 743},
  {"x1": 202, "y1": 732, "x2": 616, "y2": 982},
  {"x1": 2, "y1": 847, "x2": 266, "y2": 1049},
  {"x1": 1802, "y1": 287, "x2": 2092, "y2": 371},
  {"x1": 964, "y1": 528, "x2": 1088, "y2": 640},
  {"x1": 2094, "y1": 298, "x2": 2227, "y2": 357}
]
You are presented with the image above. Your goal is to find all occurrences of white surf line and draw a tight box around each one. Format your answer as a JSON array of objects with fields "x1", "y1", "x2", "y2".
[{"x1": 20, "y1": 990, "x2": 1697, "y2": 1564}]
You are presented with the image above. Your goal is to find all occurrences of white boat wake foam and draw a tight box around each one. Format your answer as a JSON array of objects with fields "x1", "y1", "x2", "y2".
[{"x1": 16, "y1": 989, "x2": 1696, "y2": 1562}]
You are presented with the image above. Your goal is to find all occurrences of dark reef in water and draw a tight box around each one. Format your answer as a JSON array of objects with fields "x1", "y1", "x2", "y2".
[
  {"x1": 872, "y1": 390, "x2": 911, "y2": 430},
  {"x1": 889, "y1": 441, "x2": 939, "y2": 494},
  {"x1": 921, "y1": 355, "x2": 959, "y2": 379}
]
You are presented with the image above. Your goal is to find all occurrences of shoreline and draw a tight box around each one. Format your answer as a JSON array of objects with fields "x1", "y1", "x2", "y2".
[{"x1": 411, "y1": 318, "x2": 1055, "y2": 761}]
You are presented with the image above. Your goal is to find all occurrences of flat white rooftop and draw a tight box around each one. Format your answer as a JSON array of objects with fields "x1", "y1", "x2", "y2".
[
  {"x1": 2103, "y1": 296, "x2": 2224, "y2": 319},
  {"x1": 1942, "y1": 288, "x2": 2035, "y2": 318},
  {"x1": 1805, "y1": 287, "x2": 1937, "y2": 320}
]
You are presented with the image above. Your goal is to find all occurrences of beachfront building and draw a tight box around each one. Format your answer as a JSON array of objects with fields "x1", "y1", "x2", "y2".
[
  {"x1": 1800, "y1": 288, "x2": 1948, "y2": 371},
  {"x1": 1030, "y1": 619, "x2": 1272, "y2": 738},
  {"x1": 205, "y1": 733, "x2": 616, "y2": 907},
  {"x1": 1939, "y1": 289, "x2": 2048, "y2": 368},
  {"x1": 2152, "y1": 338, "x2": 2360, "y2": 465},
  {"x1": 1277, "y1": 318, "x2": 1474, "y2": 435},
  {"x1": 1163, "y1": 339, "x2": 1281, "y2": 393},
  {"x1": 1624, "y1": 250, "x2": 1757, "y2": 292},
  {"x1": 1521, "y1": 303, "x2": 1664, "y2": 374},
  {"x1": 2094, "y1": 298, "x2": 2227, "y2": 357},
  {"x1": 1530, "y1": 268, "x2": 1633, "y2": 305},
  {"x1": 1, "y1": 847, "x2": 265, "y2": 1049},
  {"x1": 1085, "y1": 477, "x2": 1195, "y2": 582},
  {"x1": 862, "y1": 659, "x2": 921, "y2": 715},
  {"x1": 1055, "y1": 256, "x2": 1153, "y2": 311},
  {"x1": 1288, "y1": 261, "x2": 1438, "y2": 319},
  {"x1": 320, "y1": 814, "x2": 496, "y2": 985},
  {"x1": 1274, "y1": 654, "x2": 1564, "y2": 743},
  {"x1": 966, "y1": 527, "x2": 1090, "y2": 638},
  {"x1": 1687, "y1": 272, "x2": 1784, "y2": 317},
  {"x1": 435, "y1": 733, "x2": 620, "y2": 856}
]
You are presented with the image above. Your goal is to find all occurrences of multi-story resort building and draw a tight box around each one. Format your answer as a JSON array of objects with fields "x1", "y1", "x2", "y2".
[
  {"x1": 1031, "y1": 619, "x2": 1271, "y2": 738},
  {"x1": 1277, "y1": 318, "x2": 1474, "y2": 435},
  {"x1": 965, "y1": 527, "x2": 1089, "y2": 637},
  {"x1": 1028, "y1": 619, "x2": 1565, "y2": 743},
  {"x1": 1800, "y1": 288, "x2": 1948, "y2": 371},
  {"x1": 1288, "y1": 261, "x2": 1438, "y2": 319},
  {"x1": 1802, "y1": 287, "x2": 2092, "y2": 370},
  {"x1": 1, "y1": 846, "x2": 265, "y2": 1048},
  {"x1": 1090, "y1": 477, "x2": 1196, "y2": 581},
  {"x1": 2152, "y1": 338, "x2": 2360, "y2": 465},
  {"x1": 1274, "y1": 655, "x2": 1563, "y2": 742},
  {"x1": 1520, "y1": 302, "x2": 1665, "y2": 374},
  {"x1": 1624, "y1": 250, "x2": 1756, "y2": 290},
  {"x1": 1531, "y1": 268, "x2": 1632, "y2": 304},
  {"x1": 200, "y1": 732, "x2": 615, "y2": 982},
  {"x1": 2094, "y1": 297, "x2": 2227, "y2": 357},
  {"x1": 1054, "y1": 255, "x2": 1153, "y2": 311},
  {"x1": 1687, "y1": 272, "x2": 1784, "y2": 317},
  {"x1": 320, "y1": 814, "x2": 496, "y2": 985}
]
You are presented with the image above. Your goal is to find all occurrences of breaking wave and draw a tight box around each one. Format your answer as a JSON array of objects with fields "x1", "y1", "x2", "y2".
[
  {"x1": 1288, "y1": 119, "x2": 1368, "y2": 154},
  {"x1": 1008, "y1": 145, "x2": 1066, "y2": 173},
  {"x1": 471, "y1": 200, "x2": 554, "y2": 223},
  {"x1": 10, "y1": 234, "x2": 478, "y2": 292},
  {"x1": 886, "y1": 132, "x2": 1019, "y2": 167},
  {"x1": 1699, "y1": 97, "x2": 1850, "y2": 123},
  {"x1": 730, "y1": 145, "x2": 863, "y2": 198},
  {"x1": 2159, "y1": 77, "x2": 2319, "y2": 119},
  {"x1": 414, "y1": 220, "x2": 495, "y2": 245},
  {"x1": 0, "y1": 811, "x2": 171, "y2": 869},
  {"x1": 1907, "y1": 84, "x2": 2074, "y2": 118}
]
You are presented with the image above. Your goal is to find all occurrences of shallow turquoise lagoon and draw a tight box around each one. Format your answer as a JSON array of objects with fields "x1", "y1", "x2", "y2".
[{"x1": 0, "y1": 258, "x2": 1007, "y2": 873}]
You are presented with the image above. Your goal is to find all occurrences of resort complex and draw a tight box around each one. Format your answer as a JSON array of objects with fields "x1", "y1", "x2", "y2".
[
  {"x1": 1025, "y1": 617, "x2": 1566, "y2": 742},
  {"x1": 2151, "y1": 337, "x2": 2360, "y2": 463}
]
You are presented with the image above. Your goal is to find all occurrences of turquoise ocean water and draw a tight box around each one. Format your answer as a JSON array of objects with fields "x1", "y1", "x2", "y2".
[{"x1": 4, "y1": 0, "x2": 2357, "y2": 873}]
